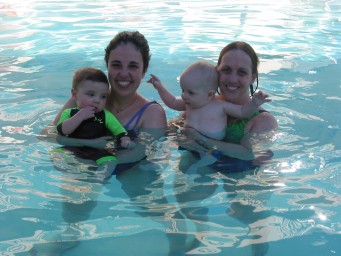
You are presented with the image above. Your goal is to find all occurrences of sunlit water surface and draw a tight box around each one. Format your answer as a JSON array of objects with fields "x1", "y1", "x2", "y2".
[{"x1": 0, "y1": 0, "x2": 340, "y2": 255}]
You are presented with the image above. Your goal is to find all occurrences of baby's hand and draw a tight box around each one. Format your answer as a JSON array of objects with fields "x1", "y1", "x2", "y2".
[
  {"x1": 76, "y1": 106, "x2": 95, "y2": 120},
  {"x1": 147, "y1": 74, "x2": 163, "y2": 90},
  {"x1": 120, "y1": 136, "x2": 136, "y2": 149},
  {"x1": 252, "y1": 90, "x2": 271, "y2": 106}
]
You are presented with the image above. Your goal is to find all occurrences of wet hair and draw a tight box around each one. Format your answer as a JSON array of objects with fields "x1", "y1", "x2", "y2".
[
  {"x1": 181, "y1": 61, "x2": 218, "y2": 92},
  {"x1": 72, "y1": 67, "x2": 109, "y2": 90},
  {"x1": 217, "y1": 41, "x2": 259, "y2": 95},
  {"x1": 104, "y1": 31, "x2": 151, "y2": 73}
]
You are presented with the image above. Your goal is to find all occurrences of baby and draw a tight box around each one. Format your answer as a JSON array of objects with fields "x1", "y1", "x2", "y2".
[
  {"x1": 57, "y1": 67, "x2": 135, "y2": 178},
  {"x1": 148, "y1": 61, "x2": 270, "y2": 170}
]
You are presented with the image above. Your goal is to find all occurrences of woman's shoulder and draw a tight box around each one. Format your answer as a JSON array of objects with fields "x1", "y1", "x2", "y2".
[
  {"x1": 137, "y1": 96, "x2": 167, "y2": 128},
  {"x1": 137, "y1": 96, "x2": 164, "y2": 113},
  {"x1": 246, "y1": 109, "x2": 278, "y2": 133},
  {"x1": 143, "y1": 100, "x2": 166, "y2": 119}
]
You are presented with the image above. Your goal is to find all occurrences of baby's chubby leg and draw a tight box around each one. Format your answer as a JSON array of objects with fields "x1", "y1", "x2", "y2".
[{"x1": 97, "y1": 161, "x2": 118, "y2": 179}]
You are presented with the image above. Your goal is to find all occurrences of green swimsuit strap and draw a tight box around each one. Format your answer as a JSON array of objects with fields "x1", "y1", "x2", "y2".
[{"x1": 225, "y1": 110, "x2": 268, "y2": 144}]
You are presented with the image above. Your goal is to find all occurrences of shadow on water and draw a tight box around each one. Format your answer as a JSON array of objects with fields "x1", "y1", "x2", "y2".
[{"x1": 28, "y1": 148, "x2": 173, "y2": 255}]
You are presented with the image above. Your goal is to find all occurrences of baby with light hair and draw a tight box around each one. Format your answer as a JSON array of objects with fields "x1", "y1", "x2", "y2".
[{"x1": 148, "y1": 61, "x2": 270, "y2": 170}]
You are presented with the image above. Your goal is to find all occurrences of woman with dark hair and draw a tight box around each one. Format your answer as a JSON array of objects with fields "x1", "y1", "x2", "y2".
[
  {"x1": 51, "y1": 31, "x2": 167, "y2": 174},
  {"x1": 181, "y1": 41, "x2": 278, "y2": 171}
]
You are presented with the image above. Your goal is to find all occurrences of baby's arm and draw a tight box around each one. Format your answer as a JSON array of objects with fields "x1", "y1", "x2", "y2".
[
  {"x1": 104, "y1": 110, "x2": 136, "y2": 150},
  {"x1": 147, "y1": 74, "x2": 186, "y2": 111},
  {"x1": 242, "y1": 90, "x2": 271, "y2": 116},
  {"x1": 59, "y1": 106, "x2": 95, "y2": 135},
  {"x1": 222, "y1": 90, "x2": 271, "y2": 118}
]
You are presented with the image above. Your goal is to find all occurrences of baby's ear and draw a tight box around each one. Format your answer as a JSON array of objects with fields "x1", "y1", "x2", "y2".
[
  {"x1": 208, "y1": 90, "x2": 216, "y2": 99},
  {"x1": 71, "y1": 88, "x2": 77, "y2": 99}
]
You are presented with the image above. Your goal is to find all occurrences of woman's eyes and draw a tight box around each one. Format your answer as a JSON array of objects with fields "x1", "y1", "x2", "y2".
[
  {"x1": 110, "y1": 62, "x2": 121, "y2": 68},
  {"x1": 110, "y1": 62, "x2": 139, "y2": 69},
  {"x1": 220, "y1": 68, "x2": 231, "y2": 74},
  {"x1": 129, "y1": 63, "x2": 139, "y2": 69},
  {"x1": 220, "y1": 68, "x2": 247, "y2": 76}
]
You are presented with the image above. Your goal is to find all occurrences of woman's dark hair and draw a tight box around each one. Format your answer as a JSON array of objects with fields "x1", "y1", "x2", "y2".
[
  {"x1": 104, "y1": 31, "x2": 151, "y2": 73},
  {"x1": 217, "y1": 41, "x2": 259, "y2": 95}
]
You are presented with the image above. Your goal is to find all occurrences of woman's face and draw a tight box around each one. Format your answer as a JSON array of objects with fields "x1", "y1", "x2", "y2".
[
  {"x1": 217, "y1": 49, "x2": 256, "y2": 104},
  {"x1": 107, "y1": 42, "x2": 145, "y2": 96}
]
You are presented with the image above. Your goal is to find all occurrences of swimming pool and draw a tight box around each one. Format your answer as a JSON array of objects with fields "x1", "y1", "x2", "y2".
[{"x1": 1, "y1": 0, "x2": 340, "y2": 255}]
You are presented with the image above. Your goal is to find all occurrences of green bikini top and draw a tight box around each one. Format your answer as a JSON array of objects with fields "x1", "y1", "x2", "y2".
[{"x1": 224, "y1": 110, "x2": 262, "y2": 144}]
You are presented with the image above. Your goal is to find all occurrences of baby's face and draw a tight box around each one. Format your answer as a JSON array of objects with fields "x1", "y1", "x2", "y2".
[
  {"x1": 75, "y1": 80, "x2": 109, "y2": 113},
  {"x1": 180, "y1": 77, "x2": 212, "y2": 109}
]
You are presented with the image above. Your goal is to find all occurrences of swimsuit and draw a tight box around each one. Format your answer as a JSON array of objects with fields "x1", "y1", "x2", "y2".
[
  {"x1": 225, "y1": 110, "x2": 268, "y2": 144},
  {"x1": 114, "y1": 101, "x2": 159, "y2": 174},
  {"x1": 182, "y1": 111, "x2": 266, "y2": 162},
  {"x1": 124, "y1": 101, "x2": 158, "y2": 132},
  {"x1": 113, "y1": 101, "x2": 158, "y2": 151},
  {"x1": 57, "y1": 108, "x2": 128, "y2": 165},
  {"x1": 212, "y1": 110, "x2": 271, "y2": 172}
]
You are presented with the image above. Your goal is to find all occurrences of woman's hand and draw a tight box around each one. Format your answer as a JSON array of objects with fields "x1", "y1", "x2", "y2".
[
  {"x1": 181, "y1": 126, "x2": 205, "y2": 142},
  {"x1": 56, "y1": 135, "x2": 113, "y2": 149},
  {"x1": 120, "y1": 136, "x2": 136, "y2": 149},
  {"x1": 177, "y1": 127, "x2": 208, "y2": 153},
  {"x1": 94, "y1": 136, "x2": 116, "y2": 149},
  {"x1": 182, "y1": 126, "x2": 254, "y2": 161}
]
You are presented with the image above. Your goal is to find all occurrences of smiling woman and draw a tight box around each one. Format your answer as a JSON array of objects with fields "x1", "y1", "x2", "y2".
[
  {"x1": 182, "y1": 41, "x2": 277, "y2": 168},
  {"x1": 51, "y1": 31, "x2": 167, "y2": 171}
]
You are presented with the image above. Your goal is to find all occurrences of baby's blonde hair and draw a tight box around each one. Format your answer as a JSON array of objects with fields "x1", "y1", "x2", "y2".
[{"x1": 180, "y1": 61, "x2": 218, "y2": 92}]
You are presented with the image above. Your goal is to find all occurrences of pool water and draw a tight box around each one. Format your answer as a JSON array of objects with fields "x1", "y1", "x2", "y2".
[{"x1": 1, "y1": 1, "x2": 340, "y2": 255}]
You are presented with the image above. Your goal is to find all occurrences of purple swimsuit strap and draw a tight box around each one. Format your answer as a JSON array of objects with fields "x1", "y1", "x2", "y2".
[{"x1": 124, "y1": 101, "x2": 158, "y2": 131}]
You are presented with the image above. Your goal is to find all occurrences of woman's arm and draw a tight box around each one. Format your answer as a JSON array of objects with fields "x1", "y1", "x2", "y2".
[
  {"x1": 38, "y1": 97, "x2": 78, "y2": 143},
  {"x1": 115, "y1": 140, "x2": 146, "y2": 163},
  {"x1": 56, "y1": 135, "x2": 110, "y2": 148},
  {"x1": 55, "y1": 133, "x2": 146, "y2": 164},
  {"x1": 53, "y1": 97, "x2": 77, "y2": 125},
  {"x1": 182, "y1": 127, "x2": 254, "y2": 160},
  {"x1": 117, "y1": 102, "x2": 168, "y2": 164},
  {"x1": 140, "y1": 102, "x2": 167, "y2": 140},
  {"x1": 183, "y1": 112, "x2": 278, "y2": 161},
  {"x1": 37, "y1": 124, "x2": 58, "y2": 143}
]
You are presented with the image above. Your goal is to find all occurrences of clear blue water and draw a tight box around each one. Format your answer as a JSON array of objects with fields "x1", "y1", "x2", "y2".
[{"x1": 1, "y1": 1, "x2": 340, "y2": 255}]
